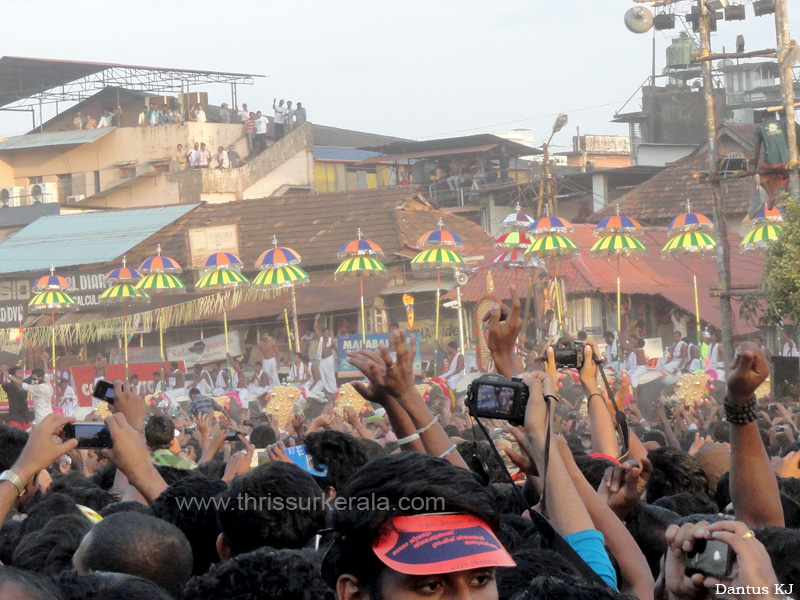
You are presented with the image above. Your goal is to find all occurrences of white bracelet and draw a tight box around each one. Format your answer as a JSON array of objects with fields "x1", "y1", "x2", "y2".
[
  {"x1": 438, "y1": 443, "x2": 458, "y2": 459},
  {"x1": 416, "y1": 414, "x2": 439, "y2": 435},
  {"x1": 396, "y1": 432, "x2": 421, "y2": 446}
]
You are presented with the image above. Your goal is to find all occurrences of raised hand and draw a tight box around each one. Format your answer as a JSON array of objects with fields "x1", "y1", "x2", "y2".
[
  {"x1": 597, "y1": 457, "x2": 652, "y2": 520},
  {"x1": 482, "y1": 286, "x2": 522, "y2": 377},
  {"x1": 727, "y1": 342, "x2": 770, "y2": 404},
  {"x1": 12, "y1": 414, "x2": 78, "y2": 485}
]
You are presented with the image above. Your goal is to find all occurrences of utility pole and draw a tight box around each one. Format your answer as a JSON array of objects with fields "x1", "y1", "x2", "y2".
[
  {"x1": 698, "y1": 0, "x2": 734, "y2": 364},
  {"x1": 776, "y1": 0, "x2": 800, "y2": 197}
]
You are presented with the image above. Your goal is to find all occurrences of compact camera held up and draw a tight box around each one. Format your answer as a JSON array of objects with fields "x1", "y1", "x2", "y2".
[{"x1": 466, "y1": 373, "x2": 530, "y2": 425}]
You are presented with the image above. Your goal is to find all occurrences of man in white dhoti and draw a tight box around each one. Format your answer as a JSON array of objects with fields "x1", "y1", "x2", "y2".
[
  {"x1": 622, "y1": 335, "x2": 648, "y2": 389},
  {"x1": 603, "y1": 331, "x2": 618, "y2": 369},
  {"x1": 248, "y1": 363, "x2": 269, "y2": 399},
  {"x1": 661, "y1": 331, "x2": 688, "y2": 375},
  {"x1": 315, "y1": 314, "x2": 337, "y2": 396},
  {"x1": 441, "y1": 341, "x2": 465, "y2": 390},
  {"x1": 707, "y1": 330, "x2": 726, "y2": 375},
  {"x1": 254, "y1": 333, "x2": 280, "y2": 390}
]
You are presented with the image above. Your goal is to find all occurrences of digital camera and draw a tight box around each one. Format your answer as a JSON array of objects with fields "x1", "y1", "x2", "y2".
[
  {"x1": 554, "y1": 336, "x2": 585, "y2": 369},
  {"x1": 466, "y1": 373, "x2": 530, "y2": 425}
]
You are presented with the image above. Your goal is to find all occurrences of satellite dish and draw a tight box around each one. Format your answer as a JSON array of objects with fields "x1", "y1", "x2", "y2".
[
  {"x1": 456, "y1": 272, "x2": 469, "y2": 286},
  {"x1": 624, "y1": 6, "x2": 654, "y2": 34}
]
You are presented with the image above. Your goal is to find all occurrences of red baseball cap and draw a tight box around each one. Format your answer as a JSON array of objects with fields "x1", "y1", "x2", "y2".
[{"x1": 372, "y1": 513, "x2": 516, "y2": 576}]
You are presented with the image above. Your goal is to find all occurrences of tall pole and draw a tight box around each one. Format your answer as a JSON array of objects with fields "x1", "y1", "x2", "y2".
[
  {"x1": 290, "y1": 285, "x2": 300, "y2": 354},
  {"x1": 776, "y1": 0, "x2": 800, "y2": 197},
  {"x1": 538, "y1": 144, "x2": 549, "y2": 217},
  {"x1": 699, "y1": 0, "x2": 734, "y2": 364},
  {"x1": 455, "y1": 279, "x2": 466, "y2": 374}
]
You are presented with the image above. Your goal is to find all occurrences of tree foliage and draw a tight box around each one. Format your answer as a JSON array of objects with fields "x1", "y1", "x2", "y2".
[{"x1": 763, "y1": 195, "x2": 800, "y2": 325}]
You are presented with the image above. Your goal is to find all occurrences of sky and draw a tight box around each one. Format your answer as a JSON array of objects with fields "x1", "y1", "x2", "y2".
[{"x1": 0, "y1": 0, "x2": 796, "y2": 148}]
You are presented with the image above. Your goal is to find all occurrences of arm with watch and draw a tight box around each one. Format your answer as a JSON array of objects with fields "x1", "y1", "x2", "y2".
[{"x1": 726, "y1": 343, "x2": 784, "y2": 528}]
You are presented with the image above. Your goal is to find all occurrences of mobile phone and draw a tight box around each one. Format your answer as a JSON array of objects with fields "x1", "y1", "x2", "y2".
[
  {"x1": 769, "y1": 403, "x2": 777, "y2": 413},
  {"x1": 685, "y1": 539, "x2": 734, "y2": 579},
  {"x1": 61, "y1": 423, "x2": 113, "y2": 449},
  {"x1": 777, "y1": 425, "x2": 787, "y2": 434},
  {"x1": 93, "y1": 380, "x2": 116, "y2": 405},
  {"x1": 225, "y1": 431, "x2": 241, "y2": 442}
]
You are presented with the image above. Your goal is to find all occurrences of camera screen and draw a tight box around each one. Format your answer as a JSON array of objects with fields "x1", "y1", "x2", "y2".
[
  {"x1": 69, "y1": 424, "x2": 113, "y2": 449},
  {"x1": 475, "y1": 384, "x2": 516, "y2": 413}
]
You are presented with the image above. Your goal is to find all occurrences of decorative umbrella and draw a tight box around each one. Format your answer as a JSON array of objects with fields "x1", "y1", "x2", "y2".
[
  {"x1": 740, "y1": 224, "x2": 781, "y2": 252},
  {"x1": 591, "y1": 233, "x2": 647, "y2": 372},
  {"x1": 138, "y1": 244, "x2": 183, "y2": 274},
  {"x1": 252, "y1": 264, "x2": 310, "y2": 351},
  {"x1": 668, "y1": 200, "x2": 714, "y2": 235},
  {"x1": 337, "y1": 228, "x2": 384, "y2": 258},
  {"x1": 499, "y1": 202, "x2": 536, "y2": 232},
  {"x1": 136, "y1": 272, "x2": 186, "y2": 378},
  {"x1": 595, "y1": 204, "x2": 643, "y2": 236},
  {"x1": 196, "y1": 246, "x2": 250, "y2": 390},
  {"x1": 99, "y1": 284, "x2": 151, "y2": 379},
  {"x1": 335, "y1": 251, "x2": 387, "y2": 345},
  {"x1": 417, "y1": 217, "x2": 464, "y2": 248},
  {"x1": 662, "y1": 231, "x2": 717, "y2": 346},
  {"x1": 28, "y1": 285, "x2": 78, "y2": 404},
  {"x1": 494, "y1": 231, "x2": 533, "y2": 250},
  {"x1": 528, "y1": 205, "x2": 574, "y2": 236},
  {"x1": 105, "y1": 256, "x2": 143, "y2": 284},
  {"x1": 742, "y1": 205, "x2": 783, "y2": 230},
  {"x1": 256, "y1": 236, "x2": 302, "y2": 268},
  {"x1": 526, "y1": 234, "x2": 580, "y2": 338},
  {"x1": 490, "y1": 248, "x2": 545, "y2": 269}
]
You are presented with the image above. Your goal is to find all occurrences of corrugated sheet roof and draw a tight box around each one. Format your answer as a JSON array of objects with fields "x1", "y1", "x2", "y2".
[
  {"x1": 0, "y1": 204, "x2": 199, "y2": 275},
  {"x1": 313, "y1": 146, "x2": 383, "y2": 162},
  {"x1": 0, "y1": 128, "x2": 114, "y2": 151}
]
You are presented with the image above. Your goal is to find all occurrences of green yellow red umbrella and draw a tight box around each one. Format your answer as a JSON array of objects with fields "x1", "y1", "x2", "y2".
[
  {"x1": 100, "y1": 284, "x2": 151, "y2": 379},
  {"x1": 662, "y1": 231, "x2": 717, "y2": 346},
  {"x1": 494, "y1": 231, "x2": 533, "y2": 250},
  {"x1": 29, "y1": 289, "x2": 78, "y2": 403},
  {"x1": 335, "y1": 255, "x2": 387, "y2": 344},
  {"x1": 740, "y1": 224, "x2": 781, "y2": 252}
]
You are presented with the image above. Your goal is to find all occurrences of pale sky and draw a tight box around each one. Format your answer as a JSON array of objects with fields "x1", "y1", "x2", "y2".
[{"x1": 1, "y1": 0, "x2": 795, "y2": 147}]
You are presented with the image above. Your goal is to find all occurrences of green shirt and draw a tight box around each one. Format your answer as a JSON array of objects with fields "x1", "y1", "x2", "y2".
[
  {"x1": 152, "y1": 449, "x2": 196, "y2": 470},
  {"x1": 754, "y1": 119, "x2": 789, "y2": 166}
]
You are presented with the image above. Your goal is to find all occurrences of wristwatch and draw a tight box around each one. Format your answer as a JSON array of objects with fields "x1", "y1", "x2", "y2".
[{"x1": 0, "y1": 469, "x2": 27, "y2": 497}]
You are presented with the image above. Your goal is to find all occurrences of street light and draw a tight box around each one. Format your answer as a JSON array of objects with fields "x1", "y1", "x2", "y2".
[{"x1": 537, "y1": 114, "x2": 569, "y2": 216}]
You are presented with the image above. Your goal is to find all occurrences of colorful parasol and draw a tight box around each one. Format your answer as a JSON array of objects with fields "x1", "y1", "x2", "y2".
[
  {"x1": 528, "y1": 205, "x2": 574, "y2": 236},
  {"x1": 417, "y1": 217, "x2": 464, "y2": 249},
  {"x1": 668, "y1": 200, "x2": 714, "y2": 235},
  {"x1": 499, "y1": 202, "x2": 536, "y2": 232},
  {"x1": 591, "y1": 233, "x2": 646, "y2": 372},
  {"x1": 196, "y1": 248, "x2": 250, "y2": 390},
  {"x1": 254, "y1": 263, "x2": 309, "y2": 352},
  {"x1": 136, "y1": 272, "x2": 186, "y2": 377},
  {"x1": 138, "y1": 244, "x2": 183, "y2": 274},
  {"x1": 337, "y1": 228, "x2": 384, "y2": 259},
  {"x1": 742, "y1": 206, "x2": 783, "y2": 230},
  {"x1": 33, "y1": 266, "x2": 73, "y2": 292},
  {"x1": 525, "y1": 234, "x2": 580, "y2": 257},
  {"x1": 335, "y1": 247, "x2": 387, "y2": 344},
  {"x1": 595, "y1": 204, "x2": 643, "y2": 236},
  {"x1": 490, "y1": 248, "x2": 546, "y2": 269},
  {"x1": 662, "y1": 231, "x2": 717, "y2": 346},
  {"x1": 494, "y1": 231, "x2": 533, "y2": 250},
  {"x1": 256, "y1": 235, "x2": 302, "y2": 269},
  {"x1": 29, "y1": 288, "x2": 78, "y2": 405},
  {"x1": 100, "y1": 284, "x2": 151, "y2": 379},
  {"x1": 105, "y1": 256, "x2": 142, "y2": 284},
  {"x1": 740, "y1": 224, "x2": 781, "y2": 252}
]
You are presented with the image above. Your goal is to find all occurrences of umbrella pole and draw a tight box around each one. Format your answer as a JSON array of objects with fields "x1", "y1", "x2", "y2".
[
  {"x1": 456, "y1": 283, "x2": 466, "y2": 374},
  {"x1": 284, "y1": 307, "x2": 293, "y2": 352},
  {"x1": 692, "y1": 255, "x2": 702, "y2": 347},
  {"x1": 553, "y1": 257, "x2": 564, "y2": 337},
  {"x1": 124, "y1": 302, "x2": 129, "y2": 381},
  {"x1": 51, "y1": 311, "x2": 56, "y2": 405},
  {"x1": 434, "y1": 270, "x2": 441, "y2": 376},
  {"x1": 223, "y1": 292, "x2": 232, "y2": 391},
  {"x1": 360, "y1": 274, "x2": 366, "y2": 345},
  {"x1": 617, "y1": 255, "x2": 622, "y2": 374},
  {"x1": 291, "y1": 286, "x2": 300, "y2": 354},
  {"x1": 158, "y1": 295, "x2": 165, "y2": 382}
]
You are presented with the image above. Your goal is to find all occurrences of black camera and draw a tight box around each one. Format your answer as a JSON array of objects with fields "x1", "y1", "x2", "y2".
[
  {"x1": 466, "y1": 374, "x2": 530, "y2": 425},
  {"x1": 553, "y1": 336, "x2": 585, "y2": 369}
]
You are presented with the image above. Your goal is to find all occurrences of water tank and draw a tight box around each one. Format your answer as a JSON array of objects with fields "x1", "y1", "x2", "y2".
[{"x1": 665, "y1": 34, "x2": 699, "y2": 70}]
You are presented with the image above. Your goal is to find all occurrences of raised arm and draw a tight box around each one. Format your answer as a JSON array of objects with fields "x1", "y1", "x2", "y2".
[
  {"x1": 483, "y1": 286, "x2": 522, "y2": 378},
  {"x1": 314, "y1": 314, "x2": 322, "y2": 339},
  {"x1": 578, "y1": 343, "x2": 619, "y2": 459}
]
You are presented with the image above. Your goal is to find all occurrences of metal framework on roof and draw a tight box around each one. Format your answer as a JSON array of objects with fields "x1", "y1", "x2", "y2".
[{"x1": 0, "y1": 56, "x2": 264, "y2": 110}]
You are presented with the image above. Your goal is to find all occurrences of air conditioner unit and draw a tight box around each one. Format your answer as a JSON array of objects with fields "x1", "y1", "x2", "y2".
[
  {"x1": 66, "y1": 195, "x2": 85, "y2": 205},
  {"x1": 28, "y1": 183, "x2": 58, "y2": 205},
  {"x1": 0, "y1": 187, "x2": 25, "y2": 208}
]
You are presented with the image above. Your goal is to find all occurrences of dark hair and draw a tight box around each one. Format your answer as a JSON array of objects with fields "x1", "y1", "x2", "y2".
[
  {"x1": 642, "y1": 429, "x2": 667, "y2": 448},
  {"x1": 652, "y1": 492, "x2": 718, "y2": 516},
  {"x1": 447, "y1": 341, "x2": 458, "y2": 350},
  {"x1": 0, "y1": 566, "x2": 61, "y2": 600},
  {"x1": 577, "y1": 330, "x2": 588, "y2": 341},
  {"x1": 0, "y1": 425, "x2": 28, "y2": 472},
  {"x1": 250, "y1": 425, "x2": 277, "y2": 447},
  {"x1": 90, "y1": 462, "x2": 117, "y2": 490},
  {"x1": 52, "y1": 571, "x2": 175, "y2": 600},
  {"x1": 78, "y1": 511, "x2": 193, "y2": 598},
  {"x1": 145, "y1": 415, "x2": 174, "y2": 450},
  {"x1": 150, "y1": 474, "x2": 228, "y2": 575},
  {"x1": 183, "y1": 547, "x2": 335, "y2": 600},
  {"x1": 217, "y1": 462, "x2": 326, "y2": 556},
  {"x1": 458, "y1": 441, "x2": 508, "y2": 484},
  {"x1": 195, "y1": 460, "x2": 227, "y2": 480},
  {"x1": 709, "y1": 421, "x2": 731, "y2": 445},
  {"x1": 155, "y1": 464, "x2": 193, "y2": 486},
  {"x1": 646, "y1": 446, "x2": 709, "y2": 502},
  {"x1": 573, "y1": 455, "x2": 616, "y2": 491},
  {"x1": 497, "y1": 548, "x2": 583, "y2": 599},
  {"x1": 303, "y1": 430, "x2": 368, "y2": 493},
  {"x1": 48, "y1": 474, "x2": 114, "y2": 512},
  {"x1": 524, "y1": 340, "x2": 536, "y2": 351},
  {"x1": 358, "y1": 438, "x2": 388, "y2": 461},
  {"x1": 99, "y1": 501, "x2": 151, "y2": 518},
  {"x1": 12, "y1": 514, "x2": 91, "y2": 575},
  {"x1": 20, "y1": 493, "x2": 83, "y2": 538},
  {"x1": 514, "y1": 575, "x2": 624, "y2": 600}
]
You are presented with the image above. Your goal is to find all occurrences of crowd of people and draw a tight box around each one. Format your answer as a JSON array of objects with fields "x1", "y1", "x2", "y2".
[
  {"x1": 0, "y1": 287, "x2": 799, "y2": 599},
  {"x1": 72, "y1": 106, "x2": 123, "y2": 130}
]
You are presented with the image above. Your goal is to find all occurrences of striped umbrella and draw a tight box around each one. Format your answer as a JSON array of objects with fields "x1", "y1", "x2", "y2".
[
  {"x1": 494, "y1": 231, "x2": 533, "y2": 250},
  {"x1": 203, "y1": 250, "x2": 244, "y2": 271},
  {"x1": 29, "y1": 289, "x2": 78, "y2": 404},
  {"x1": 253, "y1": 265, "x2": 310, "y2": 290},
  {"x1": 256, "y1": 235, "x2": 302, "y2": 269},
  {"x1": 595, "y1": 204, "x2": 643, "y2": 236},
  {"x1": 499, "y1": 202, "x2": 536, "y2": 232},
  {"x1": 490, "y1": 248, "x2": 546, "y2": 269},
  {"x1": 33, "y1": 266, "x2": 73, "y2": 293},
  {"x1": 742, "y1": 205, "x2": 783, "y2": 230},
  {"x1": 105, "y1": 256, "x2": 142, "y2": 284},
  {"x1": 335, "y1": 255, "x2": 387, "y2": 344},
  {"x1": 740, "y1": 224, "x2": 781, "y2": 252},
  {"x1": 139, "y1": 244, "x2": 183, "y2": 274},
  {"x1": 592, "y1": 233, "x2": 647, "y2": 372},
  {"x1": 529, "y1": 205, "x2": 574, "y2": 236},
  {"x1": 338, "y1": 228, "x2": 384, "y2": 259},
  {"x1": 525, "y1": 234, "x2": 580, "y2": 258},
  {"x1": 663, "y1": 231, "x2": 717, "y2": 346},
  {"x1": 668, "y1": 200, "x2": 714, "y2": 236},
  {"x1": 417, "y1": 217, "x2": 464, "y2": 249},
  {"x1": 100, "y1": 284, "x2": 151, "y2": 379},
  {"x1": 137, "y1": 273, "x2": 186, "y2": 375},
  {"x1": 196, "y1": 268, "x2": 250, "y2": 291}
]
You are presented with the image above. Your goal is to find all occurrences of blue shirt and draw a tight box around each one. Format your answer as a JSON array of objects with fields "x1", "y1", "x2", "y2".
[
  {"x1": 564, "y1": 529, "x2": 618, "y2": 591},
  {"x1": 188, "y1": 394, "x2": 223, "y2": 417}
]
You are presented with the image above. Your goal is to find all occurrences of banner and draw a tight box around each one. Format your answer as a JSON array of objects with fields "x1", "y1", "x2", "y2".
[
  {"x1": 166, "y1": 331, "x2": 242, "y2": 368},
  {"x1": 413, "y1": 318, "x2": 460, "y2": 355},
  {"x1": 71, "y1": 361, "x2": 186, "y2": 407},
  {"x1": 337, "y1": 332, "x2": 422, "y2": 376}
]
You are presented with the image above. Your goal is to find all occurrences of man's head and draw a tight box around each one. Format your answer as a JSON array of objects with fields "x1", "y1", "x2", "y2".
[
  {"x1": 194, "y1": 142, "x2": 199, "y2": 150},
  {"x1": 229, "y1": 144, "x2": 235, "y2": 152},
  {"x1": 170, "y1": 362, "x2": 179, "y2": 371},
  {"x1": 577, "y1": 330, "x2": 588, "y2": 341},
  {"x1": 72, "y1": 512, "x2": 193, "y2": 598},
  {"x1": 256, "y1": 111, "x2": 262, "y2": 117},
  {"x1": 152, "y1": 371, "x2": 161, "y2": 381},
  {"x1": 144, "y1": 415, "x2": 174, "y2": 450},
  {"x1": 293, "y1": 352, "x2": 303, "y2": 365},
  {"x1": 218, "y1": 146, "x2": 224, "y2": 153},
  {"x1": 303, "y1": 430, "x2": 368, "y2": 496},
  {"x1": 95, "y1": 352, "x2": 104, "y2": 360},
  {"x1": 447, "y1": 341, "x2": 458, "y2": 357},
  {"x1": 0, "y1": 425, "x2": 28, "y2": 472},
  {"x1": 200, "y1": 142, "x2": 206, "y2": 149},
  {"x1": 603, "y1": 331, "x2": 615, "y2": 344},
  {"x1": 189, "y1": 387, "x2": 200, "y2": 399},
  {"x1": 673, "y1": 331, "x2": 683, "y2": 343},
  {"x1": 545, "y1": 309, "x2": 555, "y2": 322},
  {"x1": 31, "y1": 368, "x2": 44, "y2": 382},
  {"x1": 297, "y1": 102, "x2": 302, "y2": 109},
  {"x1": 177, "y1": 144, "x2": 183, "y2": 151}
]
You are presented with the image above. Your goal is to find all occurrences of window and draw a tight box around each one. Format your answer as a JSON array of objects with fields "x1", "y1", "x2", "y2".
[
  {"x1": 94, "y1": 171, "x2": 100, "y2": 194},
  {"x1": 28, "y1": 176, "x2": 43, "y2": 185},
  {"x1": 119, "y1": 167, "x2": 136, "y2": 180}
]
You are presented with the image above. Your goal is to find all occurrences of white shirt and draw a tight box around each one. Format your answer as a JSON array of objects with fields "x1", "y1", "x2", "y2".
[
  {"x1": 707, "y1": 343, "x2": 724, "y2": 368},
  {"x1": 97, "y1": 114, "x2": 113, "y2": 128},
  {"x1": 784, "y1": 341, "x2": 799, "y2": 357},
  {"x1": 187, "y1": 149, "x2": 200, "y2": 167},
  {"x1": 216, "y1": 151, "x2": 230, "y2": 168},
  {"x1": 238, "y1": 109, "x2": 250, "y2": 122},
  {"x1": 256, "y1": 116, "x2": 269, "y2": 135},
  {"x1": 196, "y1": 108, "x2": 207, "y2": 123},
  {"x1": 23, "y1": 378, "x2": 54, "y2": 424},
  {"x1": 273, "y1": 105, "x2": 287, "y2": 124},
  {"x1": 198, "y1": 150, "x2": 211, "y2": 167},
  {"x1": 59, "y1": 385, "x2": 79, "y2": 417},
  {"x1": 546, "y1": 319, "x2": 559, "y2": 342}
]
